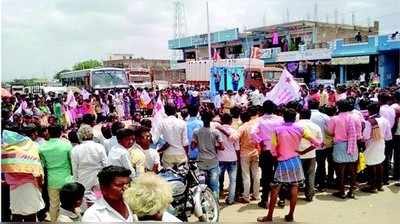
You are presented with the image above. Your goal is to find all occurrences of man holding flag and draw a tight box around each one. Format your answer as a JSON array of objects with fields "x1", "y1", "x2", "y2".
[{"x1": 264, "y1": 69, "x2": 301, "y2": 105}]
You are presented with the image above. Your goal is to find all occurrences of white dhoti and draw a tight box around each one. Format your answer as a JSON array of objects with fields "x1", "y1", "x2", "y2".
[{"x1": 10, "y1": 183, "x2": 45, "y2": 215}]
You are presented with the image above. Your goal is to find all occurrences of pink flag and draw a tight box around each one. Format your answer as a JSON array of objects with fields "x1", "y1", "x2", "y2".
[
  {"x1": 152, "y1": 95, "x2": 165, "y2": 117},
  {"x1": 250, "y1": 47, "x2": 262, "y2": 59},
  {"x1": 140, "y1": 90, "x2": 151, "y2": 106},
  {"x1": 151, "y1": 96, "x2": 166, "y2": 139},
  {"x1": 212, "y1": 48, "x2": 221, "y2": 60},
  {"x1": 265, "y1": 69, "x2": 300, "y2": 105}
]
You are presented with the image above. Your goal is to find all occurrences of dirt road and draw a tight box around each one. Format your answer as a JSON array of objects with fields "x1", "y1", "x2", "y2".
[{"x1": 219, "y1": 184, "x2": 399, "y2": 223}]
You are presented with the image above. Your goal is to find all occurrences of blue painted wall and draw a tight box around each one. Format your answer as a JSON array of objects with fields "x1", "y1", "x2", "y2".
[
  {"x1": 332, "y1": 36, "x2": 378, "y2": 57},
  {"x1": 378, "y1": 35, "x2": 400, "y2": 51},
  {"x1": 379, "y1": 53, "x2": 398, "y2": 87}
]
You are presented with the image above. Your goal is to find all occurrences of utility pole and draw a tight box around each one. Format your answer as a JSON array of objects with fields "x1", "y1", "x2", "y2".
[
  {"x1": 206, "y1": 1, "x2": 211, "y2": 60},
  {"x1": 286, "y1": 8, "x2": 290, "y2": 23},
  {"x1": 334, "y1": 8, "x2": 338, "y2": 24},
  {"x1": 171, "y1": 0, "x2": 186, "y2": 68},
  {"x1": 314, "y1": 3, "x2": 318, "y2": 21}
]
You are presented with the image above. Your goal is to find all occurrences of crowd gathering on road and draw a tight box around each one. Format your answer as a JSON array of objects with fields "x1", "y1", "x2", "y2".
[{"x1": 1, "y1": 80, "x2": 400, "y2": 222}]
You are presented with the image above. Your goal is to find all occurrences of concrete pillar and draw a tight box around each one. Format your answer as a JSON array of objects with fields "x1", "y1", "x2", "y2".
[
  {"x1": 339, "y1": 65, "x2": 345, "y2": 84},
  {"x1": 378, "y1": 54, "x2": 385, "y2": 87}
]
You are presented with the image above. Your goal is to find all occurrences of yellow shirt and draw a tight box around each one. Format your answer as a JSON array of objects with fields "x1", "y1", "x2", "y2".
[
  {"x1": 129, "y1": 144, "x2": 146, "y2": 176},
  {"x1": 320, "y1": 91, "x2": 328, "y2": 107},
  {"x1": 222, "y1": 95, "x2": 234, "y2": 113}
]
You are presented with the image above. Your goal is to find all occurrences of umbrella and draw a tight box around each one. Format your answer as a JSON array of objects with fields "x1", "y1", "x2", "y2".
[{"x1": 1, "y1": 88, "x2": 12, "y2": 97}]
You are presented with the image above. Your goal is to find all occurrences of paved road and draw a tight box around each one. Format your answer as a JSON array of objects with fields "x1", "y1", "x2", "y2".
[{"x1": 218, "y1": 183, "x2": 399, "y2": 223}]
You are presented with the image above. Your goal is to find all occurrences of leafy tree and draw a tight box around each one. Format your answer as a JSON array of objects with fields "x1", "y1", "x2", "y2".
[
  {"x1": 73, "y1": 59, "x2": 102, "y2": 71},
  {"x1": 54, "y1": 69, "x2": 71, "y2": 80}
]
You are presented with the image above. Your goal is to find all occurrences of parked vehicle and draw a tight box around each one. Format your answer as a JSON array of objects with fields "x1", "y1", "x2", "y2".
[
  {"x1": 59, "y1": 67, "x2": 129, "y2": 91},
  {"x1": 158, "y1": 161, "x2": 219, "y2": 222}
]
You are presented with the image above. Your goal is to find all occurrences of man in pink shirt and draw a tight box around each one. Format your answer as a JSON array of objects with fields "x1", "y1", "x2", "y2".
[
  {"x1": 378, "y1": 92, "x2": 396, "y2": 184},
  {"x1": 217, "y1": 113, "x2": 240, "y2": 205},
  {"x1": 257, "y1": 108, "x2": 320, "y2": 223},
  {"x1": 251, "y1": 100, "x2": 283, "y2": 208},
  {"x1": 327, "y1": 99, "x2": 359, "y2": 199}
]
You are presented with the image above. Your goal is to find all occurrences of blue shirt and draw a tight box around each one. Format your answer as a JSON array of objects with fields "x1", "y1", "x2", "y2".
[{"x1": 187, "y1": 117, "x2": 203, "y2": 159}]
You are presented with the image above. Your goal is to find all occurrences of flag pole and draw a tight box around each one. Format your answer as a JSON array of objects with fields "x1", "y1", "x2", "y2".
[{"x1": 207, "y1": 1, "x2": 211, "y2": 60}]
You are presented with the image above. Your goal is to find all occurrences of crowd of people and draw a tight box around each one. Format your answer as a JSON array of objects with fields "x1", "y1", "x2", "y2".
[{"x1": 1, "y1": 81, "x2": 400, "y2": 222}]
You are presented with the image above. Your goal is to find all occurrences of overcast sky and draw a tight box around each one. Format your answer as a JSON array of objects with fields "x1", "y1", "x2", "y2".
[{"x1": 2, "y1": 0, "x2": 399, "y2": 81}]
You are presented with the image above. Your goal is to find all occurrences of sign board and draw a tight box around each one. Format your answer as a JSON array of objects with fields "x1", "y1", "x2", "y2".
[
  {"x1": 261, "y1": 48, "x2": 331, "y2": 62},
  {"x1": 315, "y1": 79, "x2": 335, "y2": 87},
  {"x1": 275, "y1": 48, "x2": 332, "y2": 62},
  {"x1": 168, "y1": 28, "x2": 239, "y2": 49},
  {"x1": 331, "y1": 56, "x2": 370, "y2": 65},
  {"x1": 260, "y1": 48, "x2": 281, "y2": 59}
]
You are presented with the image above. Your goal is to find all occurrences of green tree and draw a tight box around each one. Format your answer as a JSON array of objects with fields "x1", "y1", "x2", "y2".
[
  {"x1": 54, "y1": 69, "x2": 71, "y2": 80},
  {"x1": 73, "y1": 59, "x2": 102, "y2": 71}
]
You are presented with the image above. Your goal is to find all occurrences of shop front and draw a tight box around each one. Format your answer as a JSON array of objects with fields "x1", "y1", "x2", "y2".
[
  {"x1": 331, "y1": 55, "x2": 377, "y2": 84},
  {"x1": 261, "y1": 48, "x2": 333, "y2": 85}
]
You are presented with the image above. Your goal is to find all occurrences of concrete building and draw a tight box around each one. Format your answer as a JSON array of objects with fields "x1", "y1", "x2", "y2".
[
  {"x1": 332, "y1": 33, "x2": 400, "y2": 87},
  {"x1": 168, "y1": 20, "x2": 379, "y2": 84},
  {"x1": 169, "y1": 20, "x2": 378, "y2": 61}
]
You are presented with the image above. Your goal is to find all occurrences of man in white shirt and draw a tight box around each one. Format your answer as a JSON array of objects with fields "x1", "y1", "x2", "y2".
[
  {"x1": 308, "y1": 99, "x2": 331, "y2": 190},
  {"x1": 71, "y1": 125, "x2": 108, "y2": 208},
  {"x1": 107, "y1": 128, "x2": 136, "y2": 178},
  {"x1": 296, "y1": 109, "x2": 323, "y2": 201},
  {"x1": 135, "y1": 126, "x2": 160, "y2": 173},
  {"x1": 234, "y1": 88, "x2": 249, "y2": 108},
  {"x1": 213, "y1": 90, "x2": 223, "y2": 111},
  {"x1": 248, "y1": 86, "x2": 263, "y2": 106},
  {"x1": 81, "y1": 114, "x2": 104, "y2": 145},
  {"x1": 359, "y1": 72, "x2": 366, "y2": 85},
  {"x1": 82, "y1": 166, "x2": 138, "y2": 222},
  {"x1": 103, "y1": 121, "x2": 125, "y2": 155},
  {"x1": 153, "y1": 103, "x2": 189, "y2": 168}
]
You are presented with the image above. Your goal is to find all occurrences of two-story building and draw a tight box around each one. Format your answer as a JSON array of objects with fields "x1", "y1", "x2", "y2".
[
  {"x1": 331, "y1": 34, "x2": 400, "y2": 87},
  {"x1": 169, "y1": 20, "x2": 379, "y2": 84}
]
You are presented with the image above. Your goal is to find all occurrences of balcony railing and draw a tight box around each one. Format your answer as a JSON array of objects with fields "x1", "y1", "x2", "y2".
[
  {"x1": 262, "y1": 42, "x2": 330, "y2": 53},
  {"x1": 343, "y1": 36, "x2": 369, "y2": 44}
]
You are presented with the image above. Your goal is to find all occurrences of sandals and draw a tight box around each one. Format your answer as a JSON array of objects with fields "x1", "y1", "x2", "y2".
[
  {"x1": 257, "y1": 216, "x2": 272, "y2": 222},
  {"x1": 285, "y1": 214, "x2": 294, "y2": 222},
  {"x1": 332, "y1": 191, "x2": 346, "y2": 199},
  {"x1": 257, "y1": 215, "x2": 294, "y2": 222}
]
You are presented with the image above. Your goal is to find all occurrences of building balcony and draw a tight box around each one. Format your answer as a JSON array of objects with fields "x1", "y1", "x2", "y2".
[
  {"x1": 378, "y1": 34, "x2": 400, "y2": 51},
  {"x1": 261, "y1": 41, "x2": 331, "y2": 53},
  {"x1": 332, "y1": 36, "x2": 378, "y2": 57},
  {"x1": 343, "y1": 36, "x2": 369, "y2": 45}
]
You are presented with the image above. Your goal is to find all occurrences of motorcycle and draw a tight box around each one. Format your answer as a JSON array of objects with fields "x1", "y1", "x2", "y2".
[{"x1": 158, "y1": 161, "x2": 219, "y2": 222}]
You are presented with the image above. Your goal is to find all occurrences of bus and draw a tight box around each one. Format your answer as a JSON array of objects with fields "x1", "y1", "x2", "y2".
[{"x1": 59, "y1": 67, "x2": 129, "y2": 90}]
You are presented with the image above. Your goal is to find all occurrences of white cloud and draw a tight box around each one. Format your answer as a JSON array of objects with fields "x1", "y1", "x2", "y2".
[{"x1": 1, "y1": 0, "x2": 399, "y2": 81}]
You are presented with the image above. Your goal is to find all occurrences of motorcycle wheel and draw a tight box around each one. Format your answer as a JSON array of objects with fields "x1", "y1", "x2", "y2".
[{"x1": 199, "y1": 187, "x2": 219, "y2": 222}]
